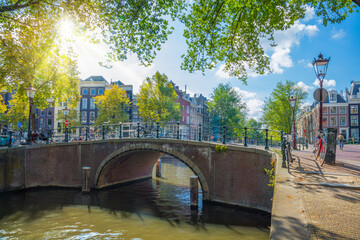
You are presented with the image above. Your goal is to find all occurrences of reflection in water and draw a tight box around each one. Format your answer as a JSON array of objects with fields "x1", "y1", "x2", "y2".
[{"x1": 0, "y1": 156, "x2": 270, "y2": 239}]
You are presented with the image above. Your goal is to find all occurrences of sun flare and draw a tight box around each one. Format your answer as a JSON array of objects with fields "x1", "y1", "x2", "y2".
[{"x1": 59, "y1": 18, "x2": 75, "y2": 39}]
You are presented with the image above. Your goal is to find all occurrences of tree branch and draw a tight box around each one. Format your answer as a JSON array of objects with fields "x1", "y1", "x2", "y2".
[{"x1": 0, "y1": 1, "x2": 39, "y2": 14}]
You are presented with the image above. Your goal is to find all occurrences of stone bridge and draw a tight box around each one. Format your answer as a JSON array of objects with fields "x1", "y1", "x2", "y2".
[{"x1": 0, "y1": 139, "x2": 274, "y2": 212}]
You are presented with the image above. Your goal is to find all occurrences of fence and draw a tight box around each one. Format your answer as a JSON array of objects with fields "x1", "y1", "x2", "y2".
[{"x1": 2, "y1": 122, "x2": 285, "y2": 149}]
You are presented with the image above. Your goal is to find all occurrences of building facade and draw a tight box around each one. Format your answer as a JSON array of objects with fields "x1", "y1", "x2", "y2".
[{"x1": 348, "y1": 81, "x2": 360, "y2": 142}]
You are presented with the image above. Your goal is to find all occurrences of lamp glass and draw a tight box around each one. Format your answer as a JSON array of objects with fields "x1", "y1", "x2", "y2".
[{"x1": 25, "y1": 86, "x2": 36, "y2": 98}]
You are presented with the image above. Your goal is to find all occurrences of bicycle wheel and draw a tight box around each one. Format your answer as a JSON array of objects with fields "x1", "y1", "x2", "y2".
[
  {"x1": 319, "y1": 145, "x2": 327, "y2": 166},
  {"x1": 133, "y1": 126, "x2": 145, "y2": 138},
  {"x1": 150, "y1": 126, "x2": 162, "y2": 138}
]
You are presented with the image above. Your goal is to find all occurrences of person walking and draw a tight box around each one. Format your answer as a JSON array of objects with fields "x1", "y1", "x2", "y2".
[{"x1": 337, "y1": 133, "x2": 345, "y2": 151}]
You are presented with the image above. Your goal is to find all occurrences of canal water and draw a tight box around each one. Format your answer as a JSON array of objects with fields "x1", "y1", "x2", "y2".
[{"x1": 0, "y1": 157, "x2": 270, "y2": 239}]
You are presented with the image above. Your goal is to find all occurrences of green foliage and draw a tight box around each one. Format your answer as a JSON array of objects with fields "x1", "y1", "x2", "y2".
[
  {"x1": 246, "y1": 118, "x2": 265, "y2": 139},
  {"x1": 208, "y1": 83, "x2": 246, "y2": 128},
  {"x1": 0, "y1": 0, "x2": 357, "y2": 86},
  {"x1": 94, "y1": 84, "x2": 131, "y2": 125},
  {"x1": 0, "y1": 92, "x2": 28, "y2": 128},
  {"x1": 262, "y1": 80, "x2": 308, "y2": 134},
  {"x1": 263, "y1": 167, "x2": 275, "y2": 187},
  {"x1": 215, "y1": 144, "x2": 228, "y2": 153},
  {"x1": 56, "y1": 108, "x2": 81, "y2": 128},
  {"x1": 137, "y1": 72, "x2": 181, "y2": 123}
]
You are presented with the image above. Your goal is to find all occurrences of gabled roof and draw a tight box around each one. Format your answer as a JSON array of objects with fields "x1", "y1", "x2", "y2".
[
  {"x1": 84, "y1": 76, "x2": 107, "y2": 82},
  {"x1": 349, "y1": 82, "x2": 360, "y2": 97},
  {"x1": 323, "y1": 92, "x2": 346, "y2": 103},
  {"x1": 112, "y1": 80, "x2": 124, "y2": 86}
]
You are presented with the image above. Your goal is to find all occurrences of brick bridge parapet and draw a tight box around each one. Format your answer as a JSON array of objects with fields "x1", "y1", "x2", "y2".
[{"x1": 0, "y1": 139, "x2": 274, "y2": 212}]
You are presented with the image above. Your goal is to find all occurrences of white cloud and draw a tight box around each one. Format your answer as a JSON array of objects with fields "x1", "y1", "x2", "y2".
[
  {"x1": 246, "y1": 98, "x2": 264, "y2": 120},
  {"x1": 215, "y1": 64, "x2": 231, "y2": 79},
  {"x1": 268, "y1": 21, "x2": 319, "y2": 74},
  {"x1": 331, "y1": 29, "x2": 346, "y2": 39},
  {"x1": 313, "y1": 79, "x2": 336, "y2": 88},
  {"x1": 296, "y1": 81, "x2": 313, "y2": 92},
  {"x1": 233, "y1": 87, "x2": 257, "y2": 99},
  {"x1": 303, "y1": 6, "x2": 316, "y2": 22}
]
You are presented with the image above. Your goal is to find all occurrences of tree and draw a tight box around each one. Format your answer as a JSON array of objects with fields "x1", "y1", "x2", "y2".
[
  {"x1": 137, "y1": 72, "x2": 181, "y2": 123},
  {"x1": 0, "y1": 92, "x2": 28, "y2": 129},
  {"x1": 0, "y1": 0, "x2": 358, "y2": 86},
  {"x1": 208, "y1": 83, "x2": 247, "y2": 127},
  {"x1": 246, "y1": 118, "x2": 264, "y2": 138},
  {"x1": 262, "y1": 80, "x2": 308, "y2": 133},
  {"x1": 94, "y1": 84, "x2": 131, "y2": 125},
  {"x1": 56, "y1": 108, "x2": 81, "y2": 129}
]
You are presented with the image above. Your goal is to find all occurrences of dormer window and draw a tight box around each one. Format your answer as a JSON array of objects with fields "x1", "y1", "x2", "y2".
[{"x1": 330, "y1": 93, "x2": 336, "y2": 101}]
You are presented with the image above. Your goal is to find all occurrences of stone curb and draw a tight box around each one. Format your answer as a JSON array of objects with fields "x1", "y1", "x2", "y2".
[{"x1": 296, "y1": 182, "x2": 360, "y2": 189}]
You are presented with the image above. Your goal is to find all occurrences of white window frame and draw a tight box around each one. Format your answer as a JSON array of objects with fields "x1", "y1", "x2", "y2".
[
  {"x1": 82, "y1": 98, "x2": 88, "y2": 109},
  {"x1": 351, "y1": 115, "x2": 358, "y2": 126},
  {"x1": 350, "y1": 105, "x2": 358, "y2": 114},
  {"x1": 90, "y1": 98, "x2": 95, "y2": 110},
  {"x1": 330, "y1": 106, "x2": 337, "y2": 114},
  {"x1": 339, "y1": 106, "x2": 346, "y2": 114},
  {"x1": 322, "y1": 116, "x2": 328, "y2": 126},
  {"x1": 330, "y1": 116, "x2": 337, "y2": 126},
  {"x1": 339, "y1": 116, "x2": 346, "y2": 126},
  {"x1": 82, "y1": 88, "x2": 88, "y2": 95}
]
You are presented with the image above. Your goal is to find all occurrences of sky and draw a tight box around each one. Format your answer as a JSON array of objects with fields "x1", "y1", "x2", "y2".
[{"x1": 69, "y1": 7, "x2": 360, "y2": 120}]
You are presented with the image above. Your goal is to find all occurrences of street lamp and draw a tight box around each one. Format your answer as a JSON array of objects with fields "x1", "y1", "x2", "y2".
[
  {"x1": 312, "y1": 53, "x2": 330, "y2": 131},
  {"x1": 25, "y1": 85, "x2": 36, "y2": 145},
  {"x1": 289, "y1": 96, "x2": 297, "y2": 150}
]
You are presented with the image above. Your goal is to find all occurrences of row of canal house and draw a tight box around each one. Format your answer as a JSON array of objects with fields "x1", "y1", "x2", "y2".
[
  {"x1": 1, "y1": 76, "x2": 209, "y2": 138},
  {"x1": 298, "y1": 81, "x2": 360, "y2": 144}
]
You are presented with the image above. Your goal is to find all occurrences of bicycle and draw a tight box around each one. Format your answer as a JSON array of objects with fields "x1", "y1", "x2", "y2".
[
  {"x1": 313, "y1": 133, "x2": 327, "y2": 166},
  {"x1": 339, "y1": 140, "x2": 344, "y2": 151},
  {"x1": 133, "y1": 123, "x2": 163, "y2": 138}
]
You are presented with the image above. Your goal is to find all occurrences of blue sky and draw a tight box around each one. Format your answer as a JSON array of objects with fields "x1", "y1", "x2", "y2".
[{"x1": 73, "y1": 7, "x2": 360, "y2": 120}]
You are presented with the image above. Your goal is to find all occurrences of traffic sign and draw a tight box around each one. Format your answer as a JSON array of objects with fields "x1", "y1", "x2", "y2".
[
  {"x1": 313, "y1": 88, "x2": 329, "y2": 102},
  {"x1": 65, "y1": 120, "x2": 69, "y2": 126}
]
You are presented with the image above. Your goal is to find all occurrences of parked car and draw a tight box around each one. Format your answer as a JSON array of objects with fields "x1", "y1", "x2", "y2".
[{"x1": 0, "y1": 135, "x2": 11, "y2": 146}]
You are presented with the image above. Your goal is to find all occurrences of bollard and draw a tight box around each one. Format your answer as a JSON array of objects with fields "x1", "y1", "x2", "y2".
[
  {"x1": 198, "y1": 124, "x2": 202, "y2": 141},
  {"x1": 306, "y1": 139, "x2": 308, "y2": 149},
  {"x1": 119, "y1": 123, "x2": 122, "y2": 139},
  {"x1": 270, "y1": 135, "x2": 273, "y2": 147},
  {"x1": 244, "y1": 127, "x2": 248, "y2": 147},
  {"x1": 177, "y1": 122, "x2": 180, "y2": 140},
  {"x1": 155, "y1": 159, "x2": 161, "y2": 177},
  {"x1": 265, "y1": 129, "x2": 269, "y2": 150},
  {"x1": 190, "y1": 175, "x2": 199, "y2": 208},
  {"x1": 82, "y1": 167, "x2": 91, "y2": 192}
]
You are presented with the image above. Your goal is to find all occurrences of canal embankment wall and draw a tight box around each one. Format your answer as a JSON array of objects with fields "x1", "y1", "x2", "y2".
[{"x1": 0, "y1": 139, "x2": 275, "y2": 213}]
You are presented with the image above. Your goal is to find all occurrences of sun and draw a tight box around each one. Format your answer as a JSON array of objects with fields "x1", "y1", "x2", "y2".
[{"x1": 59, "y1": 18, "x2": 75, "y2": 40}]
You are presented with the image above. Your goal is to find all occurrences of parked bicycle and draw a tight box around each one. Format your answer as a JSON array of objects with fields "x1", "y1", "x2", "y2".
[
  {"x1": 133, "y1": 123, "x2": 163, "y2": 138},
  {"x1": 313, "y1": 131, "x2": 327, "y2": 166}
]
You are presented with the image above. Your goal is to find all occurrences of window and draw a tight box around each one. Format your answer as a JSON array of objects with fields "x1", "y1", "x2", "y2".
[
  {"x1": 322, "y1": 107, "x2": 328, "y2": 114},
  {"x1": 339, "y1": 106, "x2": 346, "y2": 114},
  {"x1": 82, "y1": 88, "x2": 88, "y2": 95},
  {"x1": 82, "y1": 98, "x2": 88, "y2": 109},
  {"x1": 330, "y1": 107, "x2": 336, "y2": 114},
  {"x1": 351, "y1": 115, "x2": 358, "y2": 126},
  {"x1": 47, "y1": 119, "x2": 52, "y2": 126},
  {"x1": 322, "y1": 116, "x2": 328, "y2": 126},
  {"x1": 81, "y1": 111, "x2": 87, "y2": 124},
  {"x1": 186, "y1": 116, "x2": 190, "y2": 124},
  {"x1": 98, "y1": 89, "x2": 104, "y2": 95},
  {"x1": 339, "y1": 116, "x2": 346, "y2": 126},
  {"x1": 351, "y1": 128, "x2": 359, "y2": 139},
  {"x1": 330, "y1": 116, "x2": 337, "y2": 126},
  {"x1": 186, "y1": 106, "x2": 190, "y2": 114},
  {"x1": 330, "y1": 93, "x2": 336, "y2": 101},
  {"x1": 40, "y1": 119, "x2": 44, "y2": 128},
  {"x1": 90, "y1": 98, "x2": 95, "y2": 110},
  {"x1": 41, "y1": 110, "x2": 45, "y2": 117},
  {"x1": 89, "y1": 111, "x2": 95, "y2": 124},
  {"x1": 90, "y1": 88, "x2": 96, "y2": 95},
  {"x1": 350, "y1": 105, "x2": 358, "y2": 114},
  {"x1": 47, "y1": 110, "x2": 52, "y2": 116}
]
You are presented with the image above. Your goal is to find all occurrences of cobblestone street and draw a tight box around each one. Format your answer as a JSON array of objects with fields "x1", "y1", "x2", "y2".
[{"x1": 291, "y1": 145, "x2": 360, "y2": 240}]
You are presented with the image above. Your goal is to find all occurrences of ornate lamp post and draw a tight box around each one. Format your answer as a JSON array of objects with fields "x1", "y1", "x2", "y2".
[
  {"x1": 289, "y1": 96, "x2": 297, "y2": 150},
  {"x1": 25, "y1": 85, "x2": 36, "y2": 145},
  {"x1": 312, "y1": 53, "x2": 330, "y2": 131}
]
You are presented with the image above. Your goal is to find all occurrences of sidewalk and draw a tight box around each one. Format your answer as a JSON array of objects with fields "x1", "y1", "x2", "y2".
[{"x1": 272, "y1": 146, "x2": 360, "y2": 240}]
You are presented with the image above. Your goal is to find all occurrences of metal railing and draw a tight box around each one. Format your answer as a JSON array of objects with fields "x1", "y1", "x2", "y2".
[{"x1": 2, "y1": 122, "x2": 286, "y2": 150}]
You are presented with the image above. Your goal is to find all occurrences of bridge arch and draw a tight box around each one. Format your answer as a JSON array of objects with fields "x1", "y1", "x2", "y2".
[{"x1": 94, "y1": 143, "x2": 210, "y2": 199}]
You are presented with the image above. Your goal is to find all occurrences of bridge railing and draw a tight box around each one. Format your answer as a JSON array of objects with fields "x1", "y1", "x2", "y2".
[{"x1": 4, "y1": 122, "x2": 285, "y2": 150}]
